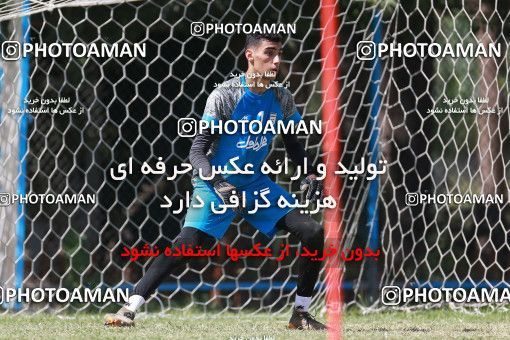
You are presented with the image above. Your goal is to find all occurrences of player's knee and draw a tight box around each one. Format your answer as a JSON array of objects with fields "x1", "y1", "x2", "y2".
[
  {"x1": 311, "y1": 225, "x2": 324, "y2": 249},
  {"x1": 174, "y1": 227, "x2": 217, "y2": 251},
  {"x1": 303, "y1": 220, "x2": 324, "y2": 249}
]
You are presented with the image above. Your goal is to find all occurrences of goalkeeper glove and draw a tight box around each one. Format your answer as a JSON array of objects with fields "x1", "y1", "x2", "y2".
[
  {"x1": 300, "y1": 173, "x2": 323, "y2": 202},
  {"x1": 213, "y1": 179, "x2": 243, "y2": 213}
]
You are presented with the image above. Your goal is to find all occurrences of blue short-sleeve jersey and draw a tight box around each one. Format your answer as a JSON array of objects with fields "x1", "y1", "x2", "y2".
[{"x1": 196, "y1": 74, "x2": 302, "y2": 188}]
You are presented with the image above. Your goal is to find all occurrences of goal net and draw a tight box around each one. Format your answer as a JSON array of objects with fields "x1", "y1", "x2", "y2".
[{"x1": 0, "y1": 0, "x2": 508, "y2": 315}]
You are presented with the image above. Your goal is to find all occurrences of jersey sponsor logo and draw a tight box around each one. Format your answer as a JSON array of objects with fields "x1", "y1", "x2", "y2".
[
  {"x1": 235, "y1": 111, "x2": 268, "y2": 151},
  {"x1": 236, "y1": 135, "x2": 268, "y2": 151},
  {"x1": 269, "y1": 112, "x2": 277, "y2": 125}
]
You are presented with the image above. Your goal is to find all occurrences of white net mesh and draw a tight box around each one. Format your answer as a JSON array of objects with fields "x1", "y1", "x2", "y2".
[
  {"x1": 0, "y1": 0, "x2": 143, "y2": 22},
  {"x1": 0, "y1": 0, "x2": 508, "y2": 315}
]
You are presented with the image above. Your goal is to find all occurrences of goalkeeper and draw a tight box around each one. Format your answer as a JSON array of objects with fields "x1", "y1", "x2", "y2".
[{"x1": 105, "y1": 32, "x2": 326, "y2": 330}]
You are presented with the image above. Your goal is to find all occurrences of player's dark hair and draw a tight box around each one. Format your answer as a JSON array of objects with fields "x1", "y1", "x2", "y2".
[{"x1": 244, "y1": 32, "x2": 284, "y2": 51}]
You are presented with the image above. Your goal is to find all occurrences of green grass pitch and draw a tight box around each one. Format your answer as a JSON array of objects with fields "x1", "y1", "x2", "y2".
[{"x1": 1, "y1": 309, "x2": 510, "y2": 339}]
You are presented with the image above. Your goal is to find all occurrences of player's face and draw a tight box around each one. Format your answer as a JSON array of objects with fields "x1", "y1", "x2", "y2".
[{"x1": 249, "y1": 40, "x2": 282, "y2": 80}]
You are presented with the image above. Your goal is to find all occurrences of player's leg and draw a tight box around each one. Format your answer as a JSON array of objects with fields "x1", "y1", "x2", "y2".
[
  {"x1": 131, "y1": 226, "x2": 217, "y2": 301},
  {"x1": 239, "y1": 175, "x2": 326, "y2": 329},
  {"x1": 243, "y1": 176, "x2": 326, "y2": 330},
  {"x1": 105, "y1": 179, "x2": 233, "y2": 326},
  {"x1": 274, "y1": 209, "x2": 327, "y2": 330},
  {"x1": 104, "y1": 227, "x2": 216, "y2": 327}
]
